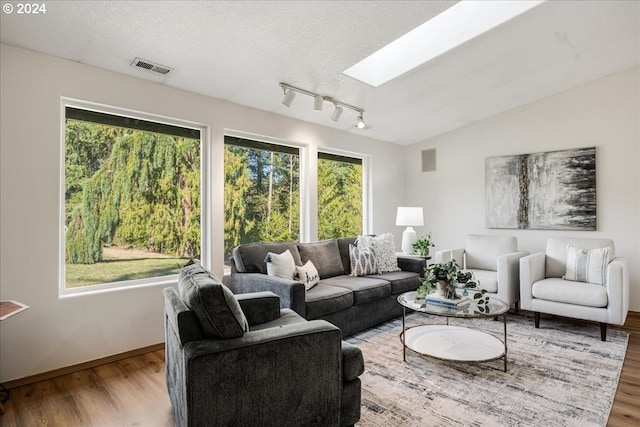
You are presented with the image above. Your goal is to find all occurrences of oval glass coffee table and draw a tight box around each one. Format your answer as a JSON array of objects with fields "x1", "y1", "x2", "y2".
[{"x1": 397, "y1": 291, "x2": 510, "y2": 372}]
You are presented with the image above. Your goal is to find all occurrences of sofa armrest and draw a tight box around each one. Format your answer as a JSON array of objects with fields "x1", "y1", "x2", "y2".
[
  {"x1": 519, "y1": 252, "x2": 546, "y2": 310},
  {"x1": 397, "y1": 256, "x2": 427, "y2": 274},
  {"x1": 606, "y1": 257, "x2": 629, "y2": 325},
  {"x1": 182, "y1": 320, "x2": 342, "y2": 426},
  {"x1": 236, "y1": 291, "x2": 281, "y2": 326},
  {"x1": 435, "y1": 248, "x2": 465, "y2": 265},
  {"x1": 496, "y1": 251, "x2": 528, "y2": 306},
  {"x1": 230, "y1": 272, "x2": 306, "y2": 317}
]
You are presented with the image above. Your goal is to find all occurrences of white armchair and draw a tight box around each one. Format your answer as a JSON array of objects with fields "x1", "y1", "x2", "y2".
[
  {"x1": 520, "y1": 237, "x2": 629, "y2": 341},
  {"x1": 435, "y1": 234, "x2": 528, "y2": 307}
]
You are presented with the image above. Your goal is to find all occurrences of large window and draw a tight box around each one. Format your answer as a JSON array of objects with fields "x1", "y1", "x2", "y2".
[
  {"x1": 63, "y1": 105, "x2": 202, "y2": 292},
  {"x1": 317, "y1": 152, "x2": 363, "y2": 240},
  {"x1": 224, "y1": 136, "x2": 300, "y2": 264}
]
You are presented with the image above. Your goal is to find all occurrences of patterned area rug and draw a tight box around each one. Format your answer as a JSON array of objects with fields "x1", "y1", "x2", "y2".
[{"x1": 348, "y1": 312, "x2": 628, "y2": 427}]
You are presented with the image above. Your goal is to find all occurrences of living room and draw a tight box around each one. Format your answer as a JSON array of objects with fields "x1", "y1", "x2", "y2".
[{"x1": 0, "y1": 1, "x2": 638, "y2": 426}]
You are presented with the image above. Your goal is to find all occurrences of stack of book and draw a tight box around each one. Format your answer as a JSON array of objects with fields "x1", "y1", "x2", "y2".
[{"x1": 425, "y1": 292, "x2": 470, "y2": 307}]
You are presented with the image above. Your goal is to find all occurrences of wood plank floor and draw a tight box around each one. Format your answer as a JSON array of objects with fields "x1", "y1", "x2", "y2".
[{"x1": 1, "y1": 312, "x2": 639, "y2": 427}]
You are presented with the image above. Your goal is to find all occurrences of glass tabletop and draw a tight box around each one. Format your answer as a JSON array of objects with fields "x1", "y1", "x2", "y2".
[{"x1": 397, "y1": 290, "x2": 510, "y2": 318}]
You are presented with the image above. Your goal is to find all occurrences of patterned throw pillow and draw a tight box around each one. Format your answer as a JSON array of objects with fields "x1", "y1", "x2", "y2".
[
  {"x1": 357, "y1": 233, "x2": 401, "y2": 273},
  {"x1": 349, "y1": 243, "x2": 377, "y2": 277},
  {"x1": 296, "y1": 260, "x2": 320, "y2": 291},
  {"x1": 265, "y1": 249, "x2": 296, "y2": 280},
  {"x1": 564, "y1": 245, "x2": 613, "y2": 285}
]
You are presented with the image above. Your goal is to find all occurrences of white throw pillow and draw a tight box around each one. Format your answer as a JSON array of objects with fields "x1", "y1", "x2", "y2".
[
  {"x1": 564, "y1": 245, "x2": 613, "y2": 286},
  {"x1": 357, "y1": 233, "x2": 400, "y2": 273},
  {"x1": 265, "y1": 249, "x2": 296, "y2": 280},
  {"x1": 349, "y1": 244, "x2": 377, "y2": 277},
  {"x1": 296, "y1": 260, "x2": 320, "y2": 291}
]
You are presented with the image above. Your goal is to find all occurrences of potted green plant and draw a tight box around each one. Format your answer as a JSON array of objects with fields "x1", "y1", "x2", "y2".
[
  {"x1": 411, "y1": 233, "x2": 435, "y2": 257},
  {"x1": 416, "y1": 260, "x2": 490, "y2": 310}
]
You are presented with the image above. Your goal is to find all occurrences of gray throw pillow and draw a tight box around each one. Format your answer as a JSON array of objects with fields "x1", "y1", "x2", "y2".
[{"x1": 178, "y1": 264, "x2": 249, "y2": 339}]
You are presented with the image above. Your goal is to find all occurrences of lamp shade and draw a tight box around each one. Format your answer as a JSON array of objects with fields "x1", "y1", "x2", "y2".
[{"x1": 395, "y1": 207, "x2": 424, "y2": 227}]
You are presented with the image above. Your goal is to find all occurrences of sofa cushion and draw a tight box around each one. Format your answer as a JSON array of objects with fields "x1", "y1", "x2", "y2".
[
  {"x1": 337, "y1": 236, "x2": 358, "y2": 275},
  {"x1": 265, "y1": 249, "x2": 296, "y2": 280},
  {"x1": 298, "y1": 239, "x2": 345, "y2": 279},
  {"x1": 232, "y1": 242, "x2": 302, "y2": 275},
  {"x1": 531, "y1": 278, "x2": 608, "y2": 307},
  {"x1": 564, "y1": 245, "x2": 612, "y2": 285},
  {"x1": 465, "y1": 234, "x2": 516, "y2": 271},
  {"x1": 466, "y1": 269, "x2": 498, "y2": 293},
  {"x1": 349, "y1": 244, "x2": 377, "y2": 276},
  {"x1": 321, "y1": 275, "x2": 391, "y2": 305},
  {"x1": 249, "y1": 308, "x2": 307, "y2": 331},
  {"x1": 305, "y1": 284, "x2": 354, "y2": 319},
  {"x1": 178, "y1": 264, "x2": 249, "y2": 339},
  {"x1": 296, "y1": 260, "x2": 320, "y2": 291},
  {"x1": 364, "y1": 271, "x2": 419, "y2": 295}
]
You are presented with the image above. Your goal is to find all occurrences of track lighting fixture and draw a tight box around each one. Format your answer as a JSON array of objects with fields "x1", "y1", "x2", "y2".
[
  {"x1": 281, "y1": 88, "x2": 296, "y2": 107},
  {"x1": 279, "y1": 82, "x2": 366, "y2": 129},
  {"x1": 330, "y1": 104, "x2": 343, "y2": 122}
]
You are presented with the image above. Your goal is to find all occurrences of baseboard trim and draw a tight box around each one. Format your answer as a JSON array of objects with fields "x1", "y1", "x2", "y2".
[{"x1": 1, "y1": 342, "x2": 165, "y2": 390}]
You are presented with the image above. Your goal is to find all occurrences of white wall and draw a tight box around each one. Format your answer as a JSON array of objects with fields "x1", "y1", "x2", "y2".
[
  {"x1": 405, "y1": 66, "x2": 640, "y2": 312},
  {"x1": 0, "y1": 44, "x2": 406, "y2": 383}
]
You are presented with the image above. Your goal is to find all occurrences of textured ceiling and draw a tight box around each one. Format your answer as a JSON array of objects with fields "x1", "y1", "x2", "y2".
[{"x1": 1, "y1": 1, "x2": 638, "y2": 145}]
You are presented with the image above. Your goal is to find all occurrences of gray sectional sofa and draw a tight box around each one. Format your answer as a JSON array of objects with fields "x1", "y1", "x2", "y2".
[{"x1": 229, "y1": 236, "x2": 426, "y2": 337}]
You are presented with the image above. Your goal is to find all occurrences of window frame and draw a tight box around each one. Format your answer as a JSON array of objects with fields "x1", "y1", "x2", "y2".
[
  {"x1": 59, "y1": 98, "x2": 210, "y2": 297},
  {"x1": 317, "y1": 147, "x2": 371, "y2": 237}
]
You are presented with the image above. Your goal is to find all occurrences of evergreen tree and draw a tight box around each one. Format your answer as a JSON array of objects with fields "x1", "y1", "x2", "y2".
[
  {"x1": 65, "y1": 121, "x2": 200, "y2": 264},
  {"x1": 317, "y1": 159, "x2": 362, "y2": 240}
]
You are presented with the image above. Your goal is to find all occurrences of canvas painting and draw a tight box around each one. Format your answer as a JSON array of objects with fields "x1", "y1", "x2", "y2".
[{"x1": 485, "y1": 147, "x2": 596, "y2": 230}]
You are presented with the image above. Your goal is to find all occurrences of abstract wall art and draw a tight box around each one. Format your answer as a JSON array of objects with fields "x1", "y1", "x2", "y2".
[{"x1": 485, "y1": 147, "x2": 596, "y2": 230}]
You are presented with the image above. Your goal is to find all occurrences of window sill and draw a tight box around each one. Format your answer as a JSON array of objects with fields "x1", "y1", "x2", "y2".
[{"x1": 59, "y1": 275, "x2": 179, "y2": 299}]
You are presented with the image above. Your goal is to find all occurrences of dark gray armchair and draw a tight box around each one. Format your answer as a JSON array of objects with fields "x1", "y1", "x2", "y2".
[{"x1": 163, "y1": 264, "x2": 364, "y2": 427}]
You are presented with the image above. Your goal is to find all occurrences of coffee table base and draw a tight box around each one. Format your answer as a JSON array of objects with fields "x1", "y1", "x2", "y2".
[
  {"x1": 401, "y1": 311, "x2": 508, "y2": 372},
  {"x1": 404, "y1": 324, "x2": 504, "y2": 359}
]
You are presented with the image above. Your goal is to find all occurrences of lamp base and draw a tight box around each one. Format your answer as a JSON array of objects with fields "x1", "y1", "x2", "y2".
[{"x1": 401, "y1": 227, "x2": 417, "y2": 255}]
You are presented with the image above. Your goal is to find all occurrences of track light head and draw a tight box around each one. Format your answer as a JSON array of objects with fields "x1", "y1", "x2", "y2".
[
  {"x1": 278, "y1": 83, "x2": 365, "y2": 127},
  {"x1": 282, "y1": 89, "x2": 296, "y2": 107},
  {"x1": 330, "y1": 104, "x2": 343, "y2": 121},
  {"x1": 314, "y1": 95, "x2": 324, "y2": 112}
]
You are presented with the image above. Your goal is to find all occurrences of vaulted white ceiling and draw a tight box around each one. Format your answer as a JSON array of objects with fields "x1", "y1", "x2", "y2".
[{"x1": 1, "y1": 1, "x2": 638, "y2": 145}]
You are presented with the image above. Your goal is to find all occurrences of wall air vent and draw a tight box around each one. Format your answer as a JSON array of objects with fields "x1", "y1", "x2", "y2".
[
  {"x1": 421, "y1": 148, "x2": 436, "y2": 172},
  {"x1": 131, "y1": 57, "x2": 173, "y2": 75}
]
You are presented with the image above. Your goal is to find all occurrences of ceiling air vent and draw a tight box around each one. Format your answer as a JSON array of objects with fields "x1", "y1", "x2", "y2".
[{"x1": 131, "y1": 57, "x2": 173, "y2": 75}]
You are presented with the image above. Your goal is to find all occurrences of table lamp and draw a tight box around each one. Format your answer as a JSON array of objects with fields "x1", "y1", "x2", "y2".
[{"x1": 396, "y1": 207, "x2": 424, "y2": 255}]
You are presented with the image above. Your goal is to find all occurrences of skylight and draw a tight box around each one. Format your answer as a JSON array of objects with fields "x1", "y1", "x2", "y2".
[{"x1": 343, "y1": 0, "x2": 545, "y2": 87}]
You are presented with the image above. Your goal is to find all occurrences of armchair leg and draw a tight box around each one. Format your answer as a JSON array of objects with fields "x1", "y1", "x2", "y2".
[
  {"x1": 600, "y1": 323, "x2": 607, "y2": 341},
  {"x1": 534, "y1": 312, "x2": 540, "y2": 328}
]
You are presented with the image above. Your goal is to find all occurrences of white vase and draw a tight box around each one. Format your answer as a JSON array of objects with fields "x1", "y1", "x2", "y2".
[{"x1": 436, "y1": 280, "x2": 448, "y2": 296}]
